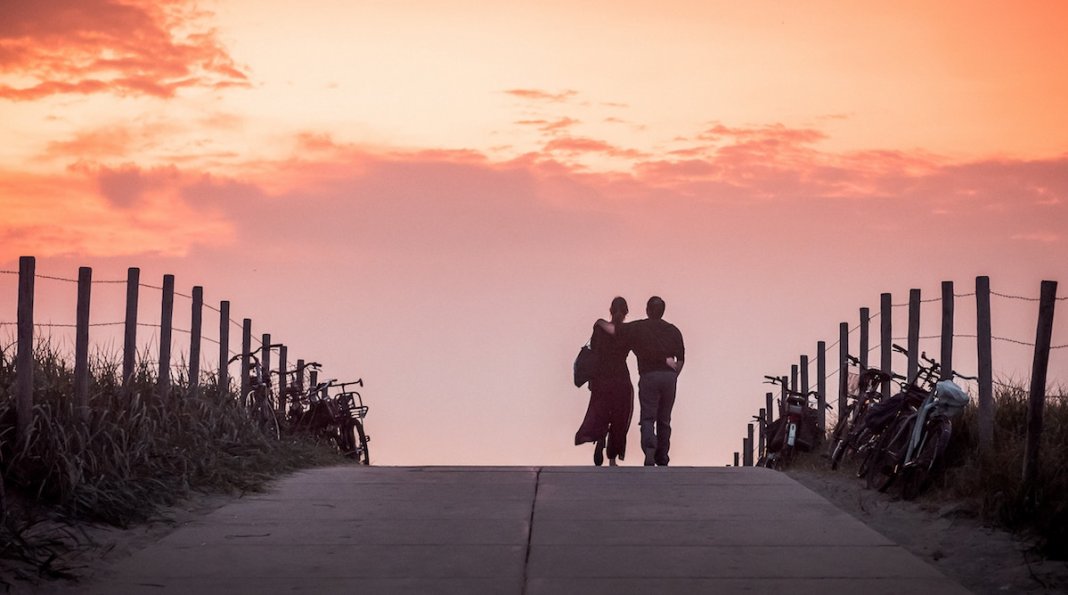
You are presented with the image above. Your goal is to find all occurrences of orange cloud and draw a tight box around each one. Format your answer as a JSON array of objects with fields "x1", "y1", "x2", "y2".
[
  {"x1": 543, "y1": 136, "x2": 644, "y2": 159},
  {"x1": 0, "y1": 0, "x2": 247, "y2": 101},
  {"x1": 504, "y1": 88, "x2": 578, "y2": 102},
  {"x1": 516, "y1": 117, "x2": 580, "y2": 134},
  {"x1": 5, "y1": 123, "x2": 1067, "y2": 266},
  {"x1": 0, "y1": 164, "x2": 233, "y2": 261}
]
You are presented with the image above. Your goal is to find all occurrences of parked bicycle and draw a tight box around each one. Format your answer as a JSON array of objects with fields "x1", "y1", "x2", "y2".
[
  {"x1": 287, "y1": 376, "x2": 371, "y2": 465},
  {"x1": 759, "y1": 376, "x2": 825, "y2": 470},
  {"x1": 826, "y1": 355, "x2": 891, "y2": 471},
  {"x1": 228, "y1": 351, "x2": 281, "y2": 440},
  {"x1": 863, "y1": 345, "x2": 971, "y2": 498}
]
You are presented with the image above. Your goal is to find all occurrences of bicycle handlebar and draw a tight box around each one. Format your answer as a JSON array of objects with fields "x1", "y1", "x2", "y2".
[
  {"x1": 952, "y1": 371, "x2": 979, "y2": 382},
  {"x1": 228, "y1": 352, "x2": 261, "y2": 365},
  {"x1": 763, "y1": 375, "x2": 784, "y2": 385}
]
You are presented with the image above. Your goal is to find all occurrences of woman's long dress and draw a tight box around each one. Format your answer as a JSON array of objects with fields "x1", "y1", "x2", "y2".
[{"x1": 574, "y1": 323, "x2": 634, "y2": 460}]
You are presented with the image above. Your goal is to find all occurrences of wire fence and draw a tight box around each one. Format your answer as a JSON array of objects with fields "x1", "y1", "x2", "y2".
[
  {"x1": 739, "y1": 277, "x2": 1063, "y2": 467},
  {"x1": 0, "y1": 268, "x2": 265, "y2": 355},
  {"x1": 0, "y1": 263, "x2": 286, "y2": 399}
]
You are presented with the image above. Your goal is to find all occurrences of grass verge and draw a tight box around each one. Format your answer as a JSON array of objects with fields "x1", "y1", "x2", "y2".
[{"x1": 0, "y1": 342, "x2": 348, "y2": 587}]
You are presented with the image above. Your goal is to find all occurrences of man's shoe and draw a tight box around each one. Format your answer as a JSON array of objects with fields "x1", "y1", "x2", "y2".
[
  {"x1": 594, "y1": 440, "x2": 605, "y2": 467},
  {"x1": 643, "y1": 448, "x2": 655, "y2": 466}
]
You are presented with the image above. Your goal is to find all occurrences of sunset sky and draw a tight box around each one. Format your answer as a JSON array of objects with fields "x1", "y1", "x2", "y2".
[{"x1": 2, "y1": 0, "x2": 1066, "y2": 465}]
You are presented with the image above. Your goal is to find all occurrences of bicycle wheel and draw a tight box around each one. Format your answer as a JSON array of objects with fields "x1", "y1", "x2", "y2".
[
  {"x1": 901, "y1": 419, "x2": 950, "y2": 500},
  {"x1": 827, "y1": 405, "x2": 852, "y2": 468},
  {"x1": 253, "y1": 398, "x2": 281, "y2": 441},
  {"x1": 778, "y1": 444, "x2": 794, "y2": 470},
  {"x1": 866, "y1": 417, "x2": 913, "y2": 492},
  {"x1": 353, "y1": 420, "x2": 370, "y2": 466},
  {"x1": 333, "y1": 421, "x2": 356, "y2": 456}
]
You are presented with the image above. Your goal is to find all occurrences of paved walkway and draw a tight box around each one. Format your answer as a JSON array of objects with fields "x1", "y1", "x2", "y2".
[{"x1": 47, "y1": 466, "x2": 970, "y2": 594}]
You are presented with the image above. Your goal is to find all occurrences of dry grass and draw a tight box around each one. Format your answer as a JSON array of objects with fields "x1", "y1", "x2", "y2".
[
  {"x1": 938, "y1": 384, "x2": 1068, "y2": 559},
  {"x1": 0, "y1": 341, "x2": 346, "y2": 585},
  {"x1": 809, "y1": 382, "x2": 1068, "y2": 560}
]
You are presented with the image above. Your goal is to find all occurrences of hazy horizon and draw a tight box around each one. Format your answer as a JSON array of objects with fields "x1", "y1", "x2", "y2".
[{"x1": 2, "y1": 0, "x2": 1066, "y2": 465}]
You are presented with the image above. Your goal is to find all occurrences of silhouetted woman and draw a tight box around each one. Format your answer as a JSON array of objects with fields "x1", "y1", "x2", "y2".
[{"x1": 575, "y1": 297, "x2": 634, "y2": 466}]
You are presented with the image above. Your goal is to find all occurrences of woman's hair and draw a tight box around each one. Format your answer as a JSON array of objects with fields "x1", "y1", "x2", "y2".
[{"x1": 610, "y1": 296, "x2": 629, "y2": 320}]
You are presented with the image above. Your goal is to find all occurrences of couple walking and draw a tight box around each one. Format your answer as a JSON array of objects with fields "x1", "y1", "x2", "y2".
[{"x1": 575, "y1": 296, "x2": 685, "y2": 466}]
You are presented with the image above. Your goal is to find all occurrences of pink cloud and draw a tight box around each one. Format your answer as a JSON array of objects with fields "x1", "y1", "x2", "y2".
[
  {"x1": 0, "y1": 0, "x2": 248, "y2": 101},
  {"x1": 4, "y1": 122, "x2": 1068, "y2": 267}
]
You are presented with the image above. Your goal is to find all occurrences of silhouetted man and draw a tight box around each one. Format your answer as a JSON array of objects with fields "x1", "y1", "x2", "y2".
[{"x1": 598, "y1": 296, "x2": 684, "y2": 466}]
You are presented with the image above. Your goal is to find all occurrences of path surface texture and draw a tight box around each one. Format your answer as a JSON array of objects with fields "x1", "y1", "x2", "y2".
[{"x1": 50, "y1": 466, "x2": 972, "y2": 594}]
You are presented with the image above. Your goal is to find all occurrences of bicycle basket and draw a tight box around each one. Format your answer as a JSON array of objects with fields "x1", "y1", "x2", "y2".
[
  {"x1": 337, "y1": 393, "x2": 369, "y2": 419},
  {"x1": 863, "y1": 393, "x2": 905, "y2": 432},
  {"x1": 846, "y1": 371, "x2": 860, "y2": 399}
]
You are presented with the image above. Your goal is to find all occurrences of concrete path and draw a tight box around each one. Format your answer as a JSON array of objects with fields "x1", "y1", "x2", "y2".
[{"x1": 48, "y1": 466, "x2": 971, "y2": 594}]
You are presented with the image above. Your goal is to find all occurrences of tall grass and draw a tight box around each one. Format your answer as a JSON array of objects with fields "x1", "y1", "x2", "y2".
[
  {"x1": 939, "y1": 384, "x2": 1068, "y2": 559},
  {"x1": 0, "y1": 341, "x2": 345, "y2": 582}
]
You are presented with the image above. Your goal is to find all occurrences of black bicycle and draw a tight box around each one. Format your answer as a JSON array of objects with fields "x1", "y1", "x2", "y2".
[
  {"x1": 863, "y1": 346, "x2": 971, "y2": 497},
  {"x1": 229, "y1": 351, "x2": 280, "y2": 440},
  {"x1": 287, "y1": 377, "x2": 371, "y2": 465},
  {"x1": 827, "y1": 355, "x2": 890, "y2": 471},
  {"x1": 759, "y1": 376, "x2": 824, "y2": 470}
]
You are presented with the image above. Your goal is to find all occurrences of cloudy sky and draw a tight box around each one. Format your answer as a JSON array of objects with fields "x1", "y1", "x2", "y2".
[{"x1": 1, "y1": 0, "x2": 1066, "y2": 465}]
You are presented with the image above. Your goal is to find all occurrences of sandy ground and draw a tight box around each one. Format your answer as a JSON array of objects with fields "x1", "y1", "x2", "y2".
[
  {"x1": 787, "y1": 462, "x2": 1068, "y2": 594},
  {"x1": 0, "y1": 491, "x2": 235, "y2": 594},
  {"x1": 3, "y1": 466, "x2": 1068, "y2": 593}
]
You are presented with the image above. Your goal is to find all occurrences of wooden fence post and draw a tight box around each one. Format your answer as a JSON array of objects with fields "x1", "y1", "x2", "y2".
[
  {"x1": 790, "y1": 364, "x2": 798, "y2": 393},
  {"x1": 189, "y1": 286, "x2": 203, "y2": 397},
  {"x1": 838, "y1": 322, "x2": 848, "y2": 416},
  {"x1": 260, "y1": 329, "x2": 271, "y2": 384},
  {"x1": 278, "y1": 345, "x2": 287, "y2": 415},
  {"x1": 940, "y1": 281, "x2": 954, "y2": 379},
  {"x1": 765, "y1": 391, "x2": 774, "y2": 425},
  {"x1": 976, "y1": 276, "x2": 994, "y2": 452},
  {"x1": 816, "y1": 341, "x2": 827, "y2": 431},
  {"x1": 296, "y1": 359, "x2": 305, "y2": 394},
  {"x1": 880, "y1": 293, "x2": 892, "y2": 398},
  {"x1": 757, "y1": 407, "x2": 766, "y2": 458},
  {"x1": 800, "y1": 355, "x2": 810, "y2": 394},
  {"x1": 16, "y1": 256, "x2": 35, "y2": 444},
  {"x1": 744, "y1": 423, "x2": 754, "y2": 466},
  {"x1": 907, "y1": 288, "x2": 921, "y2": 380},
  {"x1": 218, "y1": 301, "x2": 230, "y2": 394},
  {"x1": 779, "y1": 376, "x2": 787, "y2": 416},
  {"x1": 240, "y1": 319, "x2": 252, "y2": 407},
  {"x1": 261, "y1": 333, "x2": 271, "y2": 401},
  {"x1": 74, "y1": 266, "x2": 92, "y2": 420},
  {"x1": 733, "y1": 452, "x2": 740, "y2": 467},
  {"x1": 158, "y1": 274, "x2": 174, "y2": 394},
  {"x1": 1023, "y1": 280, "x2": 1057, "y2": 498},
  {"x1": 859, "y1": 307, "x2": 870, "y2": 369},
  {"x1": 123, "y1": 267, "x2": 139, "y2": 387},
  {"x1": 309, "y1": 369, "x2": 319, "y2": 397}
]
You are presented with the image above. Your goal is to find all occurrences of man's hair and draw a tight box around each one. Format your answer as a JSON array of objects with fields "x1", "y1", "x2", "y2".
[
  {"x1": 646, "y1": 296, "x2": 666, "y2": 319},
  {"x1": 610, "y1": 296, "x2": 629, "y2": 317}
]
